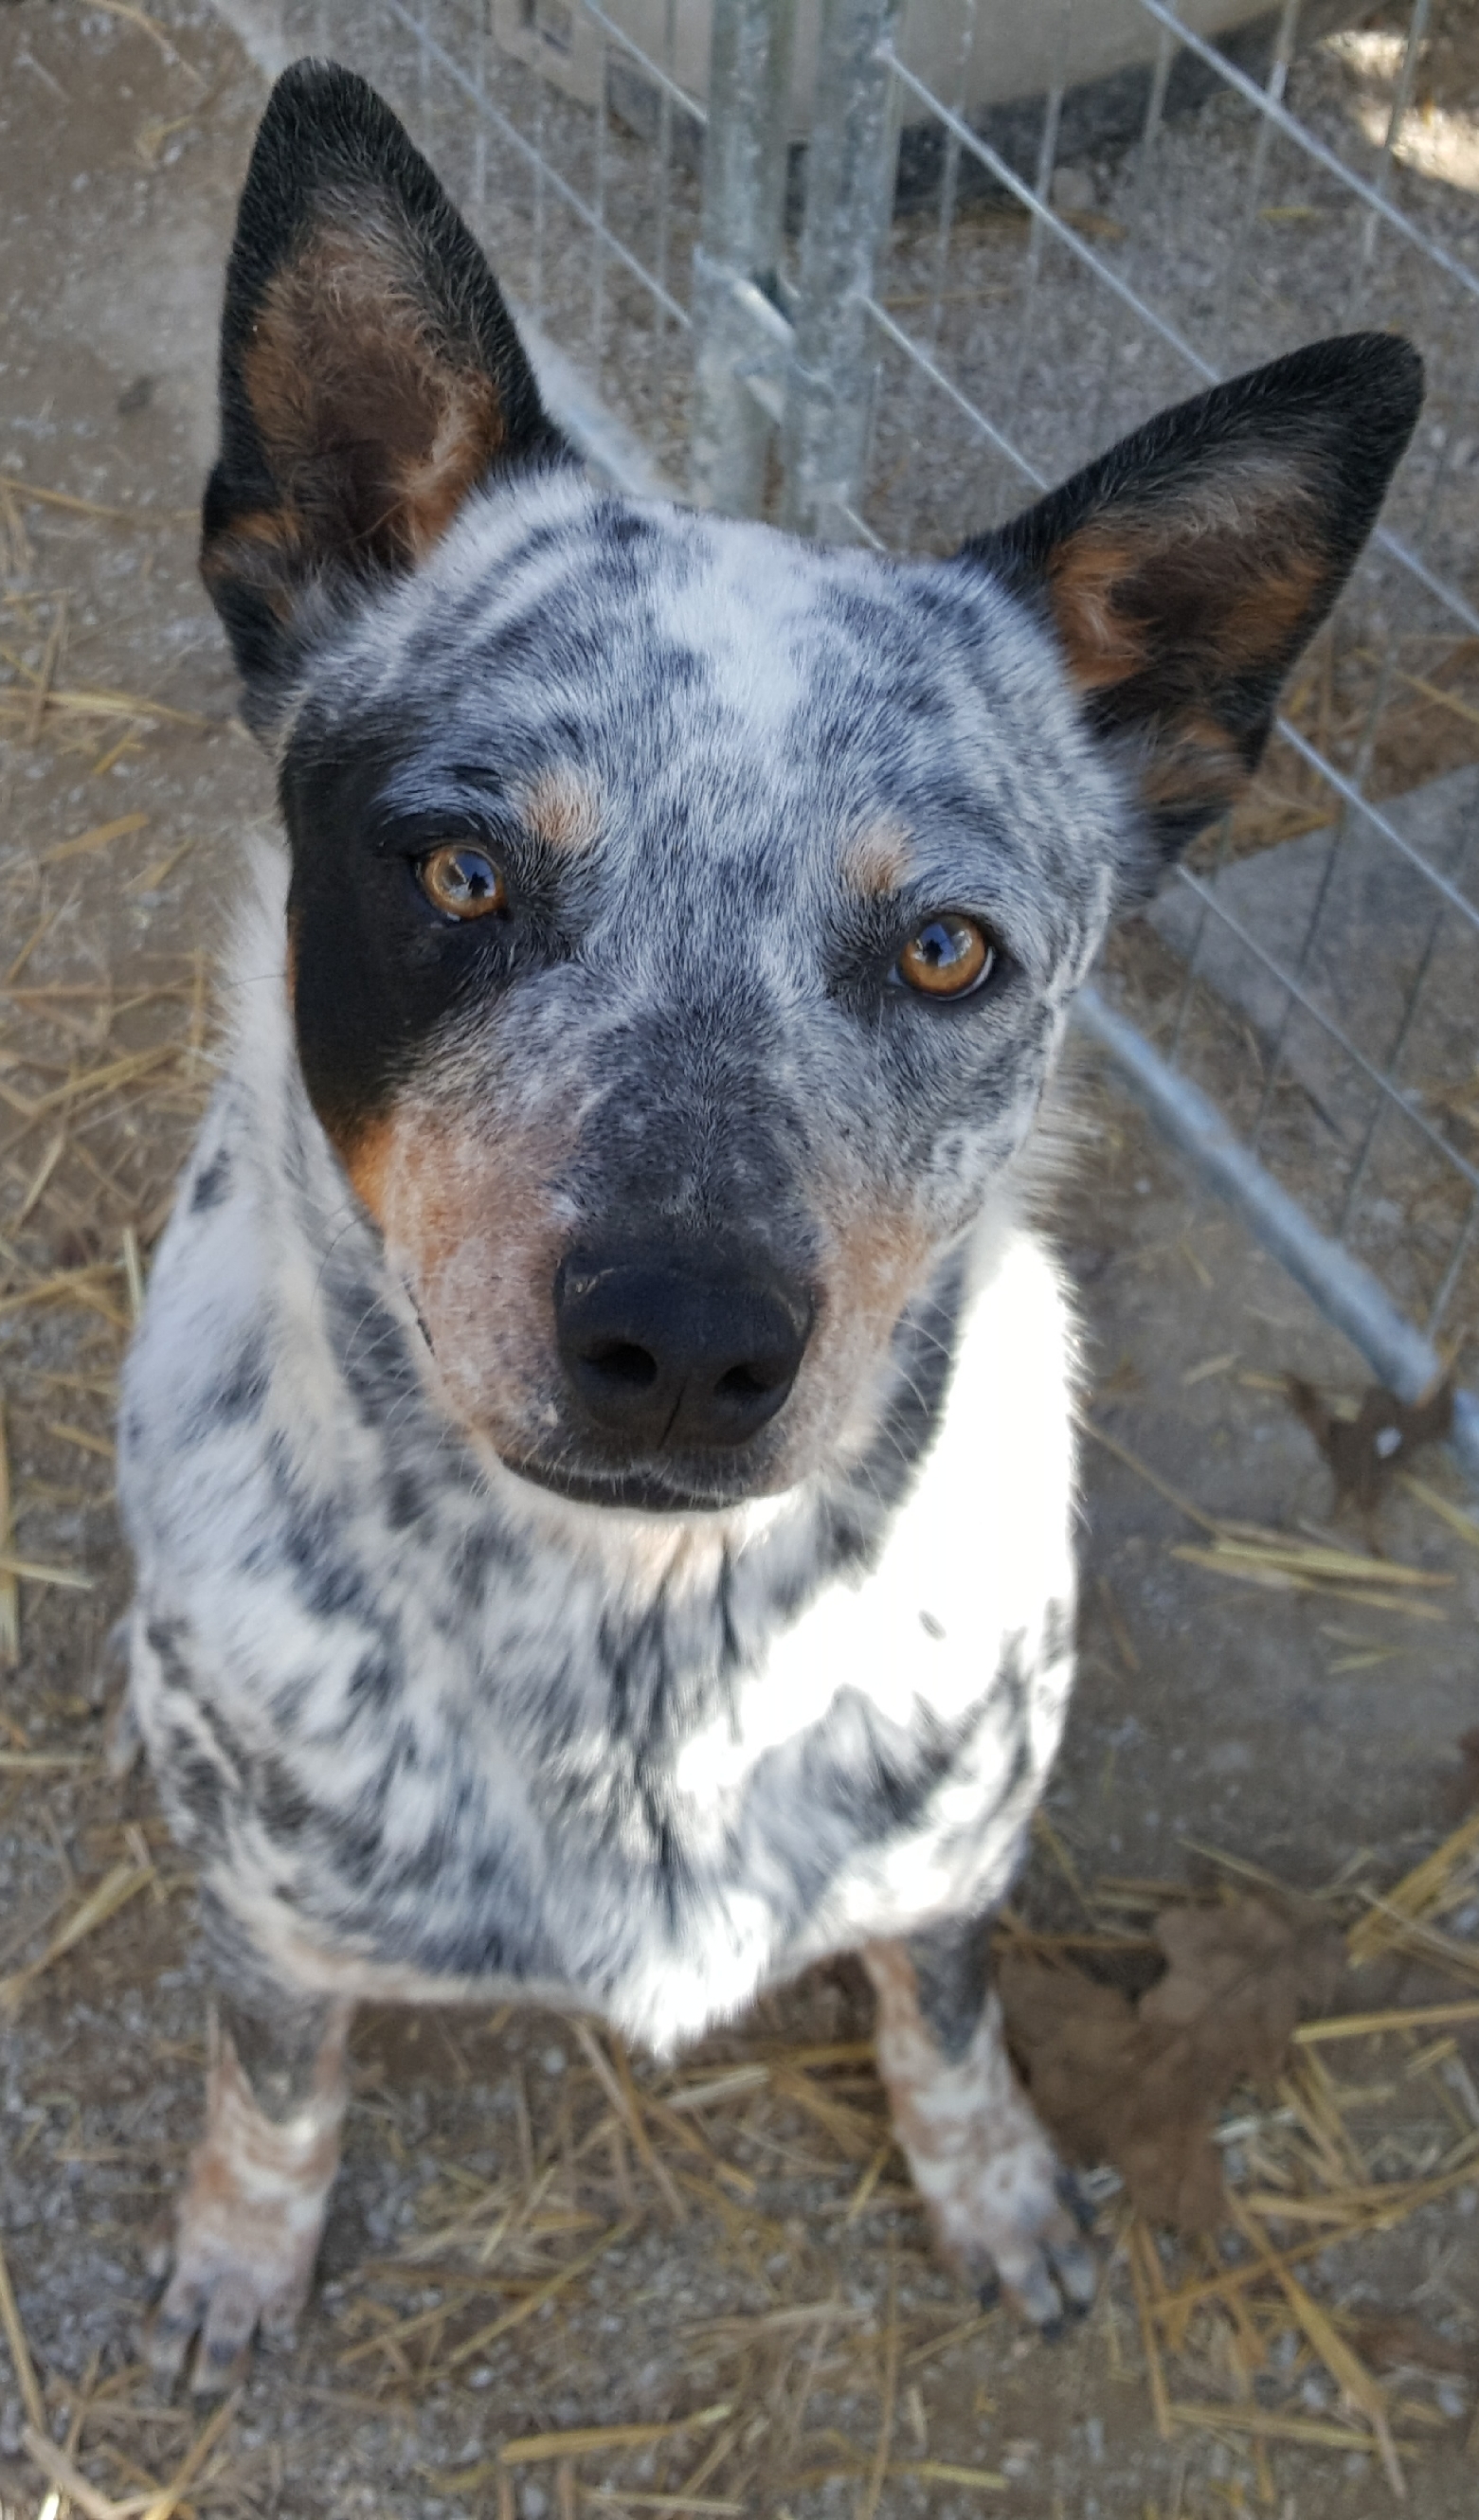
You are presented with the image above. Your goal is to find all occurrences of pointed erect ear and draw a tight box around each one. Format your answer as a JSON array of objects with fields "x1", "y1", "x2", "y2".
[
  {"x1": 962, "y1": 334, "x2": 1422, "y2": 871},
  {"x1": 202, "y1": 61, "x2": 570, "y2": 699}
]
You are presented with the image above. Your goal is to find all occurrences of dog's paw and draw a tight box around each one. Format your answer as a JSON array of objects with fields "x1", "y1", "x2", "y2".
[
  {"x1": 916, "y1": 2124, "x2": 1099, "y2": 2335},
  {"x1": 147, "y1": 2170, "x2": 328, "y2": 2391},
  {"x1": 145, "y1": 2035, "x2": 341, "y2": 2391}
]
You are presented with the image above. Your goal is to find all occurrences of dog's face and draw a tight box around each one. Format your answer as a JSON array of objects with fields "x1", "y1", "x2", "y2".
[
  {"x1": 203, "y1": 65, "x2": 1420, "y2": 1512},
  {"x1": 275, "y1": 498, "x2": 1127, "y2": 1508}
]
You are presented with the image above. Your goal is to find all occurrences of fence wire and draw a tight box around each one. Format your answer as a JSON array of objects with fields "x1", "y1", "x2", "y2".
[{"x1": 283, "y1": 0, "x2": 1479, "y2": 1467}]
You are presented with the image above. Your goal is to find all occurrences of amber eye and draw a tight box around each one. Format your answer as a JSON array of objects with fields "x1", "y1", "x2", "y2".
[
  {"x1": 894, "y1": 913, "x2": 994, "y2": 999},
  {"x1": 418, "y1": 843, "x2": 507, "y2": 920}
]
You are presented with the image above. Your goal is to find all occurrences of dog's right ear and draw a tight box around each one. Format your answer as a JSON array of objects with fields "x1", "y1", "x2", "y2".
[{"x1": 202, "y1": 61, "x2": 569, "y2": 703}]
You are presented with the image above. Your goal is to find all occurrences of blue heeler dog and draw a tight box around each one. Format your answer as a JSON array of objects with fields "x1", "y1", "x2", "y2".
[{"x1": 116, "y1": 60, "x2": 1420, "y2": 2390}]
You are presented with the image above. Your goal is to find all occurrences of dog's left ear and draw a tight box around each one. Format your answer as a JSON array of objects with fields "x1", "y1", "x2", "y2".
[
  {"x1": 203, "y1": 60, "x2": 569, "y2": 700},
  {"x1": 962, "y1": 333, "x2": 1421, "y2": 886}
]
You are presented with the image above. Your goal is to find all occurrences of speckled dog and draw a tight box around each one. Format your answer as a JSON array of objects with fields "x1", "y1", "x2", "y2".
[{"x1": 117, "y1": 61, "x2": 1420, "y2": 2389}]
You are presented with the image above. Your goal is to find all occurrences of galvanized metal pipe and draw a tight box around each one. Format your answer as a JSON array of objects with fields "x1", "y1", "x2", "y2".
[
  {"x1": 780, "y1": 0, "x2": 903, "y2": 538},
  {"x1": 689, "y1": 0, "x2": 796, "y2": 515}
]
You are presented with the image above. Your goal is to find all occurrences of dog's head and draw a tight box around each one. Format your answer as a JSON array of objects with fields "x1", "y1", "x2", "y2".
[{"x1": 203, "y1": 63, "x2": 1420, "y2": 1514}]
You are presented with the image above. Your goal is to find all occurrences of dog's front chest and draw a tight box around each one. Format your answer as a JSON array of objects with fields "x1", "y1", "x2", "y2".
[{"x1": 122, "y1": 1077, "x2": 1075, "y2": 2041}]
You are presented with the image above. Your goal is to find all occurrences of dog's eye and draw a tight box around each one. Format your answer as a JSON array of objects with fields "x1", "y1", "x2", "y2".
[
  {"x1": 893, "y1": 914, "x2": 994, "y2": 1000},
  {"x1": 418, "y1": 843, "x2": 508, "y2": 920}
]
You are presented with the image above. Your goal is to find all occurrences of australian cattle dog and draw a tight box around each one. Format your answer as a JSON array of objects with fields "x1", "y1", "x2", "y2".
[{"x1": 115, "y1": 58, "x2": 1421, "y2": 2388}]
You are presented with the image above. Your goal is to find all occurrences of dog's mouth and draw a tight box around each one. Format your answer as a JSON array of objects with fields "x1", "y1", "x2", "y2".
[{"x1": 495, "y1": 1448, "x2": 776, "y2": 1516}]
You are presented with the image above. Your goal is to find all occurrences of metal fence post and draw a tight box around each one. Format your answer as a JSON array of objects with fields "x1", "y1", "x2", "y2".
[
  {"x1": 689, "y1": 0, "x2": 796, "y2": 517},
  {"x1": 780, "y1": 0, "x2": 902, "y2": 539}
]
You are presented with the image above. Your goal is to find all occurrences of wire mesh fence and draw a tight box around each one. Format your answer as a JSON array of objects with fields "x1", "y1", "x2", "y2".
[{"x1": 282, "y1": 0, "x2": 1479, "y2": 1466}]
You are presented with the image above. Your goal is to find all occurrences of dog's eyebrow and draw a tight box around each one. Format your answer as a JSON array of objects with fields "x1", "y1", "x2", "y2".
[
  {"x1": 839, "y1": 820, "x2": 912, "y2": 901},
  {"x1": 520, "y1": 767, "x2": 603, "y2": 856},
  {"x1": 364, "y1": 765, "x2": 601, "y2": 855},
  {"x1": 374, "y1": 765, "x2": 510, "y2": 824}
]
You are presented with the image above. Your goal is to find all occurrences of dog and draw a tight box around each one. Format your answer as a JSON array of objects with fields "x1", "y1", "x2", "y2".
[{"x1": 115, "y1": 58, "x2": 1420, "y2": 2391}]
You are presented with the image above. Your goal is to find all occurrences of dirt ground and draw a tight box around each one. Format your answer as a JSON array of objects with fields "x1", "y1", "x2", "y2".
[{"x1": 2, "y1": 5, "x2": 1478, "y2": 2517}]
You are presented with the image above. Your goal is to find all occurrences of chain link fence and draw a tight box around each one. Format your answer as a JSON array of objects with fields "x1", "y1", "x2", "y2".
[{"x1": 271, "y1": 0, "x2": 1479, "y2": 1472}]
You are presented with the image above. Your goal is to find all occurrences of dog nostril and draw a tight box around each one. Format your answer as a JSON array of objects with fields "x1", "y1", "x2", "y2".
[
  {"x1": 586, "y1": 1340, "x2": 658, "y2": 1390},
  {"x1": 715, "y1": 1360, "x2": 781, "y2": 1401}
]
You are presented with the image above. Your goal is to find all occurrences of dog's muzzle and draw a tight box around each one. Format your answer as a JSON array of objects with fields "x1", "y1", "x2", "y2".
[{"x1": 554, "y1": 1247, "x2": 814, "y2": 1456}]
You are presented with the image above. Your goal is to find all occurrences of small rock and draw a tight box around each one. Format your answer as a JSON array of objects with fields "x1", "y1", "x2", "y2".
[{"x1": 1049, "y1": 163, "x2": 1095, "y2": 216}]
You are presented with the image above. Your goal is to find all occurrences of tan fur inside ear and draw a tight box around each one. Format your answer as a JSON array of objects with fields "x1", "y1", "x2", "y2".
[
  {"x1": 1043, "y1": 461, "x2": 1328, "y2": 703},
  {"x1": 1045, "y1": 531, "x2": 1149, "y2": 693},
  {"x1": 239, "y1": 212, "x2": 506, "y2": 569},
  {"x1": 1039, "y1": 469, "x2": 1334, "y2": 824}
]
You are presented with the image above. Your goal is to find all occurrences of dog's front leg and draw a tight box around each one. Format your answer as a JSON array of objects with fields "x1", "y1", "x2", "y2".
[
  {"x1": 150, "y1": 1951, "x2": 352, "y2": 2391},
  {"x1": 863, "y1": 1920, "x2": 1096, "y2": 2334}
]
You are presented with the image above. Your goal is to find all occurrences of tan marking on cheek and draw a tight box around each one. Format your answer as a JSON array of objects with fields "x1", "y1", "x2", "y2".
[
  {"x1": 840, "y1": 819, "x2": 911, "y2": 900},
  {"x1": 339, "y1": 1111, "x2": 395, "y2": 1229},
  {"x1": 339, "y1": 1089, "x2": 574, "y2": 1453},
  {"x1": 759, "y1": 1180, "x2": 942, "y2": 1481},
  {"x1": 523, "y1": 767, "x2": 603, "y2": 856},
  {"x1": 828, "y1": 1206, "x2": 936, "y2": 1338}
]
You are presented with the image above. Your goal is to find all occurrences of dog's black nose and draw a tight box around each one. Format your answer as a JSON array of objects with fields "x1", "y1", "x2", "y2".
[{"x1": 555, "y1": 1251, "x2": 814, "y2": 1451}]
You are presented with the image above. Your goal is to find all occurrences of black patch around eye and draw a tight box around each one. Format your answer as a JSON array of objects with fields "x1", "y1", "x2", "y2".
[{"x1": 280, "y1": 715, "x2": 534, "y2": 1143}]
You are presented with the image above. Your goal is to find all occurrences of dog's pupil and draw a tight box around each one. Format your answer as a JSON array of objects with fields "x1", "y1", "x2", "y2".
[{"x1": 454, "y1": 851, "x2": 492, "y2": 897}]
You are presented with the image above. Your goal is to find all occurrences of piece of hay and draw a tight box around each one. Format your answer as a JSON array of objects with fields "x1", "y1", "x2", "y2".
[
  {"x1": 1167, "y1": 2402, "x2": 1393, "y2": 2453},
  {"x1": 1348, "y1": 1808, "x2": 1479, "y2": 1967},
  {"x1": 0, "y1": 1551, "x2": 95, "y2": 1592},
  {"x1": 857, "y1": 2247, "x2": 899, "y2": 2520},
  {"x1": 25, "y1": 593, "x2": 67, "y2": 744},
  {"x1": 137, "y1": 2392, "x2": 241, "y2": 2520},
  {"x1": 573, "y1": 2023, "x2": 684, "y2": 2223},
  {"x1": 1400, "y1": 1475, "x2": 1479, "y2": 1554},
  {"x1": 0, "y1": 1404, "x2": 16, "y2": 1666},
  {"x1": 0, "y1": 2236, "x2": 45, "y2": 2435},
  {"x1": 44, "y1": 811, "x2": 150, "y2": 865},
  {"x1": 0, "y1": 1854, "x2": 153, "y2": 2008},
  {"x1": 581, "y1": 2494, "x2": 743, "y2": 2514},
  {"x1": 0, "y1": 472, "x2": 189, "y2": 527},
  {"x1": 1294, "y1": 1998, "x2": 1479, "y2": 2044},
  {"x1": 23, "y1": 2429, "x2": 147, "y2": 2520},
  {"x1": 431, "y1": 2404, "x2": 733, "y2": 2488},
  {"x1": 1127, "y1": 2222, "x2": 1174, "y2": 2441},
  {"x1": 441, "y1": 2217, "x2": 639, "y2": 2372}
]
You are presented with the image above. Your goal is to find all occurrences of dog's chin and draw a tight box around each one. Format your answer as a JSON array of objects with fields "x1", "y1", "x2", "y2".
[{"x1": 494, "y1": 1449, "x2": 785, "y2": 1517}]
